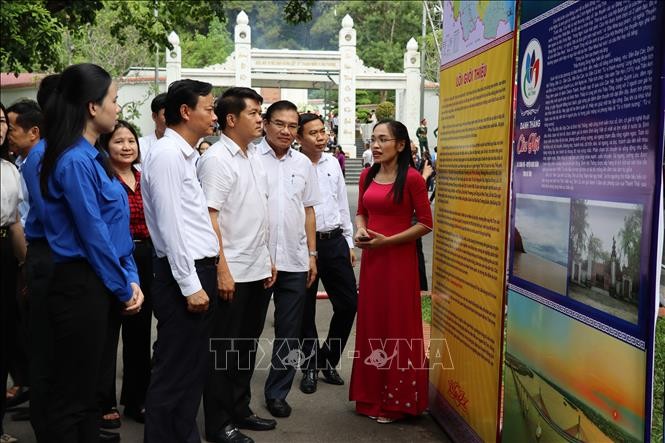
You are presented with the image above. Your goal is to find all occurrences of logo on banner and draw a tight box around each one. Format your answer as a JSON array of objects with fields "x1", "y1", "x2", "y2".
[{"x1": 521, "y1": 39, "x2": 542, "y2": 107}]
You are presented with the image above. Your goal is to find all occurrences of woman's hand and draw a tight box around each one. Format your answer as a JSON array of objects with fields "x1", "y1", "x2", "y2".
[
  {"x1": 123, "y1": 282, "x2": 145, "y2": 315},
  {"x1": 355, "y1": 228, "x2": 389, "y2": 249},
  {"x1": 354, "y1": 227, "x2": 370, "y2": 247}
]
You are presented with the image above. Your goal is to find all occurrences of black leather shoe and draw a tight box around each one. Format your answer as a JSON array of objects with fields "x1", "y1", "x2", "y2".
[
  {"x1": 99, "y1": 429, "x2": 121, "y2": 442},
  {"x1": 300, "y1": 369, "x2": 318, "y2": 394},
  {"x1": 236, "y1": 414, "x2": 276, "y2": 431},
  {"x1": 266, "y1": 398, "x2": 291, "y2": 418},
  {"x1": 321, "y1": 368, "x2": 344, "y2": 385},
  {"x1": 124, "y1": 406, "x2": 145, "y2": 424},
  {"x1": 209, "y1": 424, "x2": 254, "y2": 443}
]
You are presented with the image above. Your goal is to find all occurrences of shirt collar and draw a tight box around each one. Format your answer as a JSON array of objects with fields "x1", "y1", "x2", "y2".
[
  {"x1": 163, "y1": 128, "x2": 197, "y2": 159},
  {"x1": 219, "y1": 133, "x2": 244, "y2": 157},
  {"x1": 258, "y1": 137, "x2": 292, "y2": 159},
  {"x1": 77, "y1": 137, "x2": 101, "y2": 159},
  {"x1": 15, "y1": 155, "x2": 26, "y2": 168}
]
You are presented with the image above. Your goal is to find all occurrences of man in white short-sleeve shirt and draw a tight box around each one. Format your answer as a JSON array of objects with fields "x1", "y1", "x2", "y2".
[
  {"x1": 255, "y1": 100, "x2": 320, "y2": 419},
  {"x1": 198, "y1": 87, "x2": 278, "y2": 443}
]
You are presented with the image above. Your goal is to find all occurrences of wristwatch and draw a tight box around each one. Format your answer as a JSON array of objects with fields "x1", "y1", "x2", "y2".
[{"x1": 309, "y1": 251, "x2": 318, "y2": 257}]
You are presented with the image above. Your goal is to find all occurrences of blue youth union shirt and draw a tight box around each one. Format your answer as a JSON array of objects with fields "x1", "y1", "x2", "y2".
[
  {"x1": 43, "y1": 137, "x2": 138, "y2": 302},
  {"x1": 21, "y1": 139, "x2": 46, "y2": 241}
]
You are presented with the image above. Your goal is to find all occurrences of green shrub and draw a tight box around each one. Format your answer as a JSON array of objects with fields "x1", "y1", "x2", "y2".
[{"x1": 376, "y1": 101, "x2": 395, "y2": 120}]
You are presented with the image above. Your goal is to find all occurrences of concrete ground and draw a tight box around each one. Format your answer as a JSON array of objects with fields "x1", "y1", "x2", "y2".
[{"x1": 4, "y1": 186, "x2": 448, "y2": 442}]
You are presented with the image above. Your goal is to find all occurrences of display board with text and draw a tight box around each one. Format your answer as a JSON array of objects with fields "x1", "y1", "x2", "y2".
[
  {"x1": 503, "y1": 1, "x2": 664, "y2": 442},
  {"x1": 429, "y1": 1, "x2": 517, "y2": 441}
]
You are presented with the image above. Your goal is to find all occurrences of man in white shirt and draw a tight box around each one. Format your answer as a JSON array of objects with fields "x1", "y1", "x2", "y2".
[
  {"x1": 362, "y1": 143, "x2": 373, "y2": 168},
  {"x1": 198, "y1": 87, "x2": 277, "y2": 443},
  {"x1": 141, "y1": 80, "x2": 219, "y2": 443},
  {"x1": 369, "y1": 110, "x2": 377, "y2": 124},
  {"x1": 256, "y1": 101, "x2": 320, "y2": 418},
  {"x1": 5, "y1": 99, "x2": 41, "y2": 412},
  {"x1": 138, "y1": 92, "x2": 167, "y2": 162},
  {"x1": 296, "y1": 113, "x2": 357, "y2": 395},
  {"x1": 0, "y1": 156, "x2": 26, "y2": 443}
]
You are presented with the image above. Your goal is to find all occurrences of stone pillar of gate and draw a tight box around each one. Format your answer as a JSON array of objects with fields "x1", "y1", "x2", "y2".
[
  {"x1": 338, "y1": 14, "x2": 357, "y2": 159},
  {"x1": 404, "y1": 37, "x2": 421, "y2": 144},
  {"x1": 234, "y1": 11, "x2": 252, "y2": 87},
  {"x1": 165, "y1": 31, "x2": 182, "y2": 88}
]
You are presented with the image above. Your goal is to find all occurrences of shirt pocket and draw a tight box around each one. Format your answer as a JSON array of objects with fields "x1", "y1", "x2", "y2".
[
  {"x1": 99, "y1": 179, "x2": 126, "y2": 224},
  {"x1": 325, "y1": 173, "x2": 338, "y2": 201},
  {"x1": 286, "y1": 171, "x2": 306, "y2": 199}
]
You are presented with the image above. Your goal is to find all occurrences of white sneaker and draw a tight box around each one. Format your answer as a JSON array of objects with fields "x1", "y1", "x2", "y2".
[{"x1": 1, "y1": 434, "x2": 18, "y2": 443}]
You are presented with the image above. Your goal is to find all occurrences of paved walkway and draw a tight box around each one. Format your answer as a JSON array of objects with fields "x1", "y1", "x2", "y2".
[
  {"x1": 4, "y1": 299, "x2": 450, "y2": 442},
  {"x1": 4, "y1": 187, "x2": 449, "y2": 442}
]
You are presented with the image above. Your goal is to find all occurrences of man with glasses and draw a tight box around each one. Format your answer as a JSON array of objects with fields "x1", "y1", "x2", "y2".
[{"x1": 256, "y1": 101, "x2": 320, "y2": 418}]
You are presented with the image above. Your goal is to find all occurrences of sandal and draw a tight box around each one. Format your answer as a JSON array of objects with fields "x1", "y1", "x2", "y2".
[
  {"x1": 6, "y1": 386, "x2": 30, "y2": 408},
  {"x1": 5, "y1": 386, "x2": 20, "y2": 399},
  {"x1": 376, "y1": 416, "x2": 396, "y2": 424},
  {"x1": 100, "y1": 407, "x2": 121, "y2": 429}
]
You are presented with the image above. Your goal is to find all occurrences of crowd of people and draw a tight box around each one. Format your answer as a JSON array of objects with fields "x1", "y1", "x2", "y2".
[{"x1": 0, "y1": 63, "x2": 433, "y2": 443}]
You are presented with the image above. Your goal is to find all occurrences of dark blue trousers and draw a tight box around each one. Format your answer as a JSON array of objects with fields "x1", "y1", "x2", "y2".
[{"x1": 144, "y1": 257, "x2": 217, "y2": 443}]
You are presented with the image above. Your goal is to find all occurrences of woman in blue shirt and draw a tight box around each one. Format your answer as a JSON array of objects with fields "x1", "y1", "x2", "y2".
[{"x1": 39, "y1": 63, "x2": 144, "y2": 442}]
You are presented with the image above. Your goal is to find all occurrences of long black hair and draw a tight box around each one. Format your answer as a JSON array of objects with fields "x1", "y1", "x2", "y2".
[
  {"x1": 40, "y1": 63, "x2": 112, "y2": 196},
  {"x1": 363, "y1": 119, "x2": 411, "y2": 204}
]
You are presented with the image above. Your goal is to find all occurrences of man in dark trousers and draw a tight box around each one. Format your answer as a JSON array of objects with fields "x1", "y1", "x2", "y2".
[
  {"x1": 141, "y1": 79, "x2": 219, "y2": 443},
  {"x1": 199, "y1": 87, "x2": 278, "y2": 443},
  {"x1": 256, "y1": 101, "x2": 320, "y2": 418},
  {"x1": 296, "y1": 113, "x2": 357, "y2": 394}
]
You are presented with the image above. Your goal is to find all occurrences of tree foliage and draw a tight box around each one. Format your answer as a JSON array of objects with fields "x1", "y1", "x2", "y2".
[
  {"x1": 69, "y1": 5, "x2": 155, "y2": 78},
  {"x1": 180, "y1": 17, "x2": 234, "y2": 69},
  {"x1": 0, "y1": 0, "x2": 314, "y2": 75},
  {"x1": 618, "y1": 209, "x2": 642, "y2": 280},
  {"x1": 570, "y1": 199, "x2": 589, "y2": 262},
  {"x1": 376, "y1": 101, "x2": 395, "y2": 120}
]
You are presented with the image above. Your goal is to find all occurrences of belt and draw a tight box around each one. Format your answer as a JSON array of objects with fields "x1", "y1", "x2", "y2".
[
  {"x1": 316, "y1": 227, "x2": 342, "y2": 240},
  {"x1": 0, "y1": 226, "x2": 8, "y2": 238},
  {"x1": 195, "y1": 256, "x2": 219, "y2": 266},
  {"x1": 157, "y1": 255, "x2": 219, "y2": 266}
]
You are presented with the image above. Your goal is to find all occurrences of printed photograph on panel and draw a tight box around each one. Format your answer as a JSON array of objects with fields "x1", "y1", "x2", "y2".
[
  {"x1": 512, "y1": 194, "x2": 570, "y2": 295},
  {"x1": 502, "y1": 291, "x2": 645, "y2": 443},
  {"x1": 567, "y1": 199, "x2": 642, "y2": 324}
]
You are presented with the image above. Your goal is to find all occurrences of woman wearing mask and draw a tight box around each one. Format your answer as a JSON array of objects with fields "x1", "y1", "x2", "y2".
[
  {"x1": 40, "y1": 63, "x2": 144, "y2": 442},
  {"x1": 350, "y1": 119, "x2": 432, "y2": 424}
]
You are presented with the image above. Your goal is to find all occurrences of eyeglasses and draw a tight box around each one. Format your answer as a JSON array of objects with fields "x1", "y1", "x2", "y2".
[
  {"x1": 370, "y1": 137, "x2": 397, "y2": 145},
  {"x1": 269, "y1": 120, "x2": 299, "y2": 133}
]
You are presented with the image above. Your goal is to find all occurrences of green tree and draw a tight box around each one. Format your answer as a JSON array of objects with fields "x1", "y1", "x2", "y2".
[
  {"x1": 376, "y1": 101, "x2": 395, "y2": 120},
  {"x1": 618, "y1": 209, "x2": 642, "y2": 282},
  {"x1": 69, "y1": 6, "x2": 154, "y2": 77},
  {"x1": 309, "y1": 1, "x2": 421, "y2": 72},
  {"x1": 1, "y1": 0, "x2": 314, "y2": 75},
  {"x1": 180, "y1": 17, "x2": 234, "y2": 68},
  {"x1": 587, "y1": 234, "x2": 603, "y2": 262},
  {"x1": 570, "y1": 199, "x2": 589, "y2": 263}
]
